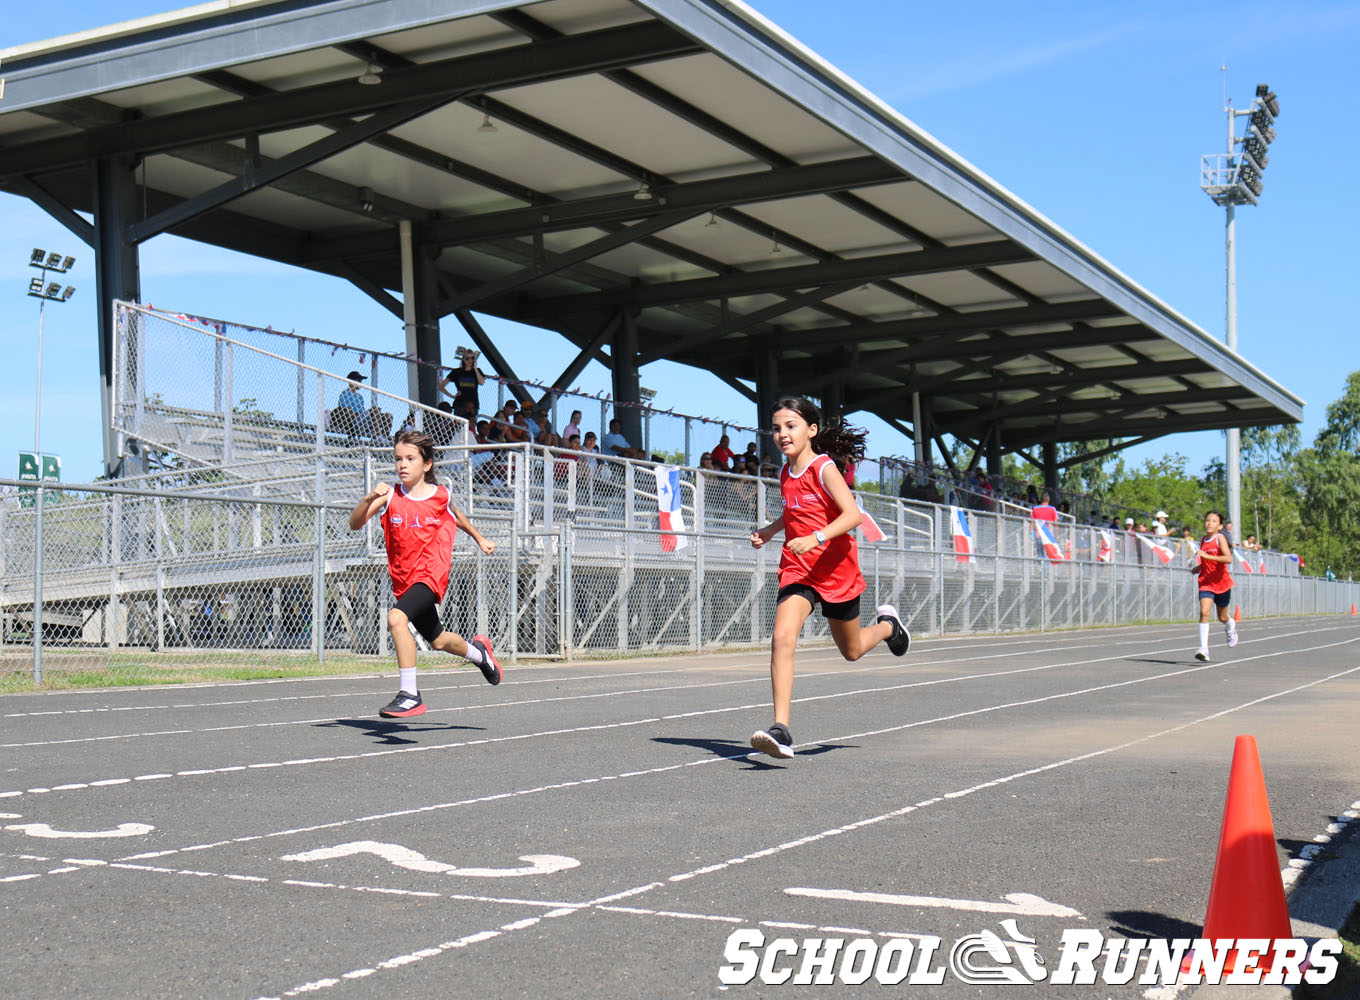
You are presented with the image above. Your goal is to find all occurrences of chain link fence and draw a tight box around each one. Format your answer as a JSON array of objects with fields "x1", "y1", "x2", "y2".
[{"x1": 4, "y1": 456, "x2": 1356, "y2": 690}]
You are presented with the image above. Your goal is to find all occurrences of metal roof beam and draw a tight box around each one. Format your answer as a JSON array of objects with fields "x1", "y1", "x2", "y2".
[
  {"x1": 636, "y1": 281, "x2": 861, "y2": 365},
  {"x1": 1020, "y1": 411, "x2": 1284, "y2": 445},
  {"x1": 436, "y1": 208, "x2": 697, "y2": 314},
  {"x1": 304, "y1": 156, "x2": 899, "y2": 261},
  {"x1": 519, "y1": 240, "x2": 1029, "y2": 316},
  {"x1": 125, "y1": 95, "x2": 448, "y2": 243},
  {"x1": 1056, "y1": 435, "x2": 1164, "y2": 469},
  {"x1": 8, "y1": 174, "x2": 96, "y2": 246},
  {"x1": 780, "y1": 324, "x2": 1162, "y2": 388},
  {"x1": 0, "y1": 21, "x2": 700, "y2": 178},
  {"x1": 941, "y1": 387, "x2": 1248, "y2": 436}
]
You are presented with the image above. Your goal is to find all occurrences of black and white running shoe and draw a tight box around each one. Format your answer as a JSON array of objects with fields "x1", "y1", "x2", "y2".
[
  {"x1": 876, "y1": 604, "x2": 911, "y2": 656},
  {"x1": 471, "y1": 634, "x2": 502, "y2": 685},
  {"x1": 750, "y1": 722, "x2": 795, "y2": 760},
  {"x1": 379, "y1": 691, "x2": 426, "y2": 718},
  {"x1": 1194, "y1": 649, "x2": 1210, "y2": 663}
]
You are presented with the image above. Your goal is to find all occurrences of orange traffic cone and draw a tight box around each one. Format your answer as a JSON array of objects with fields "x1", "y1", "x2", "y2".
[
  {"x1": 1182, "y1": 735, "x2": 1294, "y2": 976},
  {"x1": 1233, "y1": 605, "x2": 1242, "y2": 623},
  {"x1": 1351, "y1": 603, "x2": 1356, "y2": 615}
]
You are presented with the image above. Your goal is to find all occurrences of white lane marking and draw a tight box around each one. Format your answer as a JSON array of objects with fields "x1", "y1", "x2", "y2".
[
  {"x1": 8, "y1": 626, "x2": 1337, "y2": 800},
  {"x1": 5, "y1": 822, "x2": 153, "y2": 839},
  {"x1": 278, "y1": 841, "x2": 580, "y2": 878},
  {"x1": 136, "y1": 656, "x2": 1360, "y2": 1000},
  {"x1": 117, "y1": 637, "x2": 1360, "y2": 872},
  {"x1": 785, "y1": 886, "x2": 1082, "y2": 918},
  {"x1": 0, "y1": 632, "x2": 1169, "y2": 747},
  {"x1": 1281, "y1": 797, "x2": 1360, "y2": 890}
]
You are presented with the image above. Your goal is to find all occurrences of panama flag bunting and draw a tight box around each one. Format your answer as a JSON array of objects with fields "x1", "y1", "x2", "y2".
[
  {"x1": 855, "y1": 501, "x2": 886, "y2": 543},
  {"x1": 1097, "y1": 529, "x2": 1114, "y2": 563},
  {"x1": 1237, "y1": 548, "x2": 1255, "y2": 574},
  {"x1": 1136, "y1": 533, "x2": 1175, "y2": 565},
  {"x1": 653, "y1": 466, "x2": 688, "y2": 552},
  {"x1": 949, "y1": 505, "x2": 974, "y2": 563},
  {"x1": 1032, "y1": 516, "x2": 1067, "y2": 561}
]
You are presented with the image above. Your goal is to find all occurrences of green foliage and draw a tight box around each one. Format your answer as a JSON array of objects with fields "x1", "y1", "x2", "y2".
[{"x1": 1107, "y1": 453, "x2": 1210, "y2": 531}]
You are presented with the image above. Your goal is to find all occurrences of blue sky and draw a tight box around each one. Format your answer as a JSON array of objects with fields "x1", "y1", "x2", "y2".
[{"x1": 2, "y1": 0, "x2": 1357, "y2": 482}]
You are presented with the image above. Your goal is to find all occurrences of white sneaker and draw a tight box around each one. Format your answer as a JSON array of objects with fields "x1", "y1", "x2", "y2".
[
  {"x1": 1227, "y1": 629, "x2": 1239, "y2": 648},
  {"x1": 1195, "y1": 649, "x2": 1210, "y2": 662}
]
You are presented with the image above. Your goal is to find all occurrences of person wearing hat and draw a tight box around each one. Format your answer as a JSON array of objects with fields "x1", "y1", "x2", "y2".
[
  {"x1": 333, "y1": 370, "x2": 367, "y2": 437},
  {"x1": 439, "y1": 348, "x2": 485, "y2": 415},
  {"x1": 1153, "y1": 510, "x2": 1170, "y2": 537}
]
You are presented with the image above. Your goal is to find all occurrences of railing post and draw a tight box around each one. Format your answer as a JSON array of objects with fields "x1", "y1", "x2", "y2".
[
  {"x1": 223, "y1": 342, "x2": 235, "y2": 464},
  {"x1": 684, "y1": 417, "x2": 692, "y2": 467},
  {"x1": 509, "y1": 514, "x2": 520, "y2": 663},
  {"x1": 154, "y1": 496, "x2": 165, "y2": 651}
]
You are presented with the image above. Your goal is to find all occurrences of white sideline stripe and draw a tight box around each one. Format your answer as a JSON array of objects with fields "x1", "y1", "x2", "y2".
[
  {"x1": 112, "y1": 633, "x2": 1359, "y2": 865},
  {"x1": 0, "y1": 630, "x2": 1176, "y2": 744},
  {"x1": 249, "y1": 658, "x2": 1360, "y2": 999},
  {"x1": 0, "y1": 623, "x2": 1334, "y2": 776},
  {"x1": 0, "y1": 618, "x2": 1254, "y2": 721},
  {"x1": 0, "y1": 632, "x2": 1270, "y2": 798},
  {"x1": 785, "y1": 887, "x2": 1083, "y2": 918}
]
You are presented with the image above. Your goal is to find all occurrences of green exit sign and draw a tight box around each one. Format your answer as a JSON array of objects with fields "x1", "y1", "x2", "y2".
[{"x1": 18, "y1": 452, "x2": 60, "y2": 506}]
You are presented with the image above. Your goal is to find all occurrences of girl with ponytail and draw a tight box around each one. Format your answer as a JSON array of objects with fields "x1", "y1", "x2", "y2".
[{"x1": 747, "y1": 396, "x2": 911, "y2": 759}]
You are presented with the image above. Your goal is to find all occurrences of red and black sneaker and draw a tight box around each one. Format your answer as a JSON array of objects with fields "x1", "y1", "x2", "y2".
[
  {"x1": 378, "y1": 691, "x2": 425, "y2": 718},
  {"x1": 471, "y1": 635, "x2": 502, "y2": 685}
]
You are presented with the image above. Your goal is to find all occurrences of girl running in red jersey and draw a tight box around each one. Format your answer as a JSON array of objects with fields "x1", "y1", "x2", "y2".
[
  {"x1": 748, "y1": 396, "x2": 910, "y2": 759},
  {"x1": 349, "y1": 429, "x2": 501, "y2": 718},
  {"x1": 1191, "y1": 509, "x2": 1237, "y2": 662}
]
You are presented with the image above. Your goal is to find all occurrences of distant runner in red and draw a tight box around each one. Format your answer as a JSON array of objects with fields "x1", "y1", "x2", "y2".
[
  {"x1": 1191, "y1": 509, "x2": 1237, "y2": 662},
  {"x1": 349, "y1": 429, "x2": 502, "y2": 718},
  {"x1": 747, "y1": 396, "x2": 911, "y2": 760}
]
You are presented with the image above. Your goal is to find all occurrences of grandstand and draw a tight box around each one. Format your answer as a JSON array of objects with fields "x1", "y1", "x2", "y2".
[{"x1": 1, "y1": 303, "x2": 1350, "y2": 687}]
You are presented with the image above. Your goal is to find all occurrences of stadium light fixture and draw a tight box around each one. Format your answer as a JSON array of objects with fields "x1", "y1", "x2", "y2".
[
  {"x1": 23, "y1": 246, "x2": 77, "y2": 458},
  {"x1": 1199, "y1": 76, "x2": 1281, "y2": 547}
]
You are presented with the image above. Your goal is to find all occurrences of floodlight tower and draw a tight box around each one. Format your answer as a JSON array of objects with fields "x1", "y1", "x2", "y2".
[{"x1": 1200, "y1": 82, "x2": 1279, "y2": 539}]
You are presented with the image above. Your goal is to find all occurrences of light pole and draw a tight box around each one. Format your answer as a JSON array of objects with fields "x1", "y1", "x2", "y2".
[
  {"x1": 24, "y1": 248, "x2": 76, "y2": 684},
  {"x1": 1200, "y1": 82, "x2": 1279, "y2": 538}
]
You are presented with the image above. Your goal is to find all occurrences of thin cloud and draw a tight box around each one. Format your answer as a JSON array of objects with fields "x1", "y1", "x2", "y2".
[{"x1": 890, "y1": 22, "x2": 1141, "y2": 100}]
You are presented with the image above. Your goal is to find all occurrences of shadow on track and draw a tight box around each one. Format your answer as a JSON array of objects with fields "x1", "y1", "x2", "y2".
[
  {"x1": 316, "y1": 718, "x2": 485, "y2": 745},
  {"x1": 653, "y1": 735, "x2": 857, "y2": 770},
  {"x1": 1106, "y1": 909, "x2": 1202, "y2": 940}
]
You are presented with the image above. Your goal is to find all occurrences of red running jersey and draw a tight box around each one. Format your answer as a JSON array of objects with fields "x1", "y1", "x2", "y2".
[
  {"x1": 1197, "y1": 532, "x2": 1234, "y2": 594},
  {"x1": 778, "y1": 454, "x2": 865, "y2": 603},
  {"x1": 380, "y1": 482, "x2": 458, "y2": 601}
]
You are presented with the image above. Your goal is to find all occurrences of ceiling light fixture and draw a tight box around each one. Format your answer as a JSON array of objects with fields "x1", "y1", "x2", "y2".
[
  {"x1": 357, "y1": 63, "x2": 383, "y2": 86},
  {"x1": 477, "y1": 112, "x2": 498, "y2": 134},
  {"x1": 770, "y1": 238, "x2": 783, "y2": 256},
  {"x1": 704, "y1": 212, "x2": 719, "y2": 229},
  {"x1": 633, "y1": 182, "x2": 653, "y2": 201}
]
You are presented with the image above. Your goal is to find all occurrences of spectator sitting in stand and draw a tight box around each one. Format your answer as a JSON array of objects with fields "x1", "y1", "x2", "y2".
[
  {"x1": 710, "y1": 434, "x2": 734, "y2": 470},
  {"x1": 1025, "y1": 483, "x2": 1040, "y2": 506},
  {"x1": 1244, "y1": 533, "x2": 1261, "y2": 551},
  {"x1": 333, "y1": 371, "x2": 367, "y2": 437},
  {"x1": 506, "y1": 412, "x2": 531, "y2": 444},
  {"x1": 1153, "y1": 510, "x2": 1171, "y2": 537},
  {"x1": 562, "y1": 409, "x2": 583, "y2": 443},
  {"x1": 474, "y1": 419, "x2": 490, "y2": 444},
  {"x1": 698, "y1": 452, "x2": 716, "y2": 472},
  {"x1": 741, "y1": 441, "x2": 759, "y2": 466},
  {"x1": 428, "y1": 401, "x2": 456, "y2": 447},
  {"x1": 602, "y1": 418, "x2": 645, "y2": 459},
  {"x1": 759, "y1": 461, "x2": 778, "y2": 480}
]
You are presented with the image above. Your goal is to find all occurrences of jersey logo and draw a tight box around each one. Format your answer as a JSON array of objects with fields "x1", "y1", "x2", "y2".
[{"x1": 390, "y1": 514, "x2": 403, "y2": 526}]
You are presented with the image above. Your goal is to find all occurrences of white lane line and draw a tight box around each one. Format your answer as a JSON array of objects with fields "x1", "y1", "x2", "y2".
[
  {"x1": 248, "y1": 658, "x2": 1360, "y2": 999},
  {"x1": 785, "y1": 887, "x2": 1082, "y2": 918},
  {"x1": 112, "y1": 636, "x2": 1359, "y2": 868},
  {"x1": 0, "y1": 618, "x2": 1252, "y2": 723},
  {"x1": 0, "y1": 631, "x2": 1173, "y2": 747},
  {"x1": 6, "y1": 625, "x2": 1338, "y2": 800},
  {"x1": 5, "y1": 822, "x2": 153, "y2": 839},
  {"x1": 1282, "y1": 798, "x2": 1360, "y2": 890}
]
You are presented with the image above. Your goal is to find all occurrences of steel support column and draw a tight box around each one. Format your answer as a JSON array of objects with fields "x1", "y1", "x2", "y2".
[
  {"x1": 755, "y1": 350, "x2": 779, "y2": 462},
  {"x1": 613, "y1": 312, "x2": 642, "y2": 450},
  {"x1": 1042, "y1": 441, "x2": 1059, "y2": 491},
  {"x1": 93, "y1": 155, "x2": 142, "y2": 477},
  {"x1": 412, "y1": 246, "x2": 441, "y2": 407}
]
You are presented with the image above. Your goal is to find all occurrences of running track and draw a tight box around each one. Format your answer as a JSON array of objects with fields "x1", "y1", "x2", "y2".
[{"x1": 2, "y1": 615, "x2": 1358, "y2": 999}]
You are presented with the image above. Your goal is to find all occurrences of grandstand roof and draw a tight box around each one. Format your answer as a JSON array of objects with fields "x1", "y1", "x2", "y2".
[{"x1": 0, "y1": 0, "x2": 1303, "y2": 460}]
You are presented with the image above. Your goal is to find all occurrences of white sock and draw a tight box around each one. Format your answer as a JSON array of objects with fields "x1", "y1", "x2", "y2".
[
  {"x1": 399, "y1": 667, "x2": 417, "y2": 695},
  {"x1": 463, "y1": 642, "x2": 485, "y2": 667},
  {"x1": 1198, "y1": 623, "x2": 1210, "y2": 649}
]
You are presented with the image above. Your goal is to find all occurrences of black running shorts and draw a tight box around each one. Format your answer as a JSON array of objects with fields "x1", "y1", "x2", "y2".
[
  {"x1": 394, "y1": 582, "x2": 445, "y2": 642},
  {"x1": 777, "y1": 583, "x2": 861, "y2": 622},
  {"x1": 1198, "y1": 588, "x2": 1231, "y2": 609}
]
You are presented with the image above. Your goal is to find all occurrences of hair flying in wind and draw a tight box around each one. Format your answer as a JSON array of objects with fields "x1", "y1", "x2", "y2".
[{"x1": 771, "y1": 395, "x2": 866, "y2": 474}]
